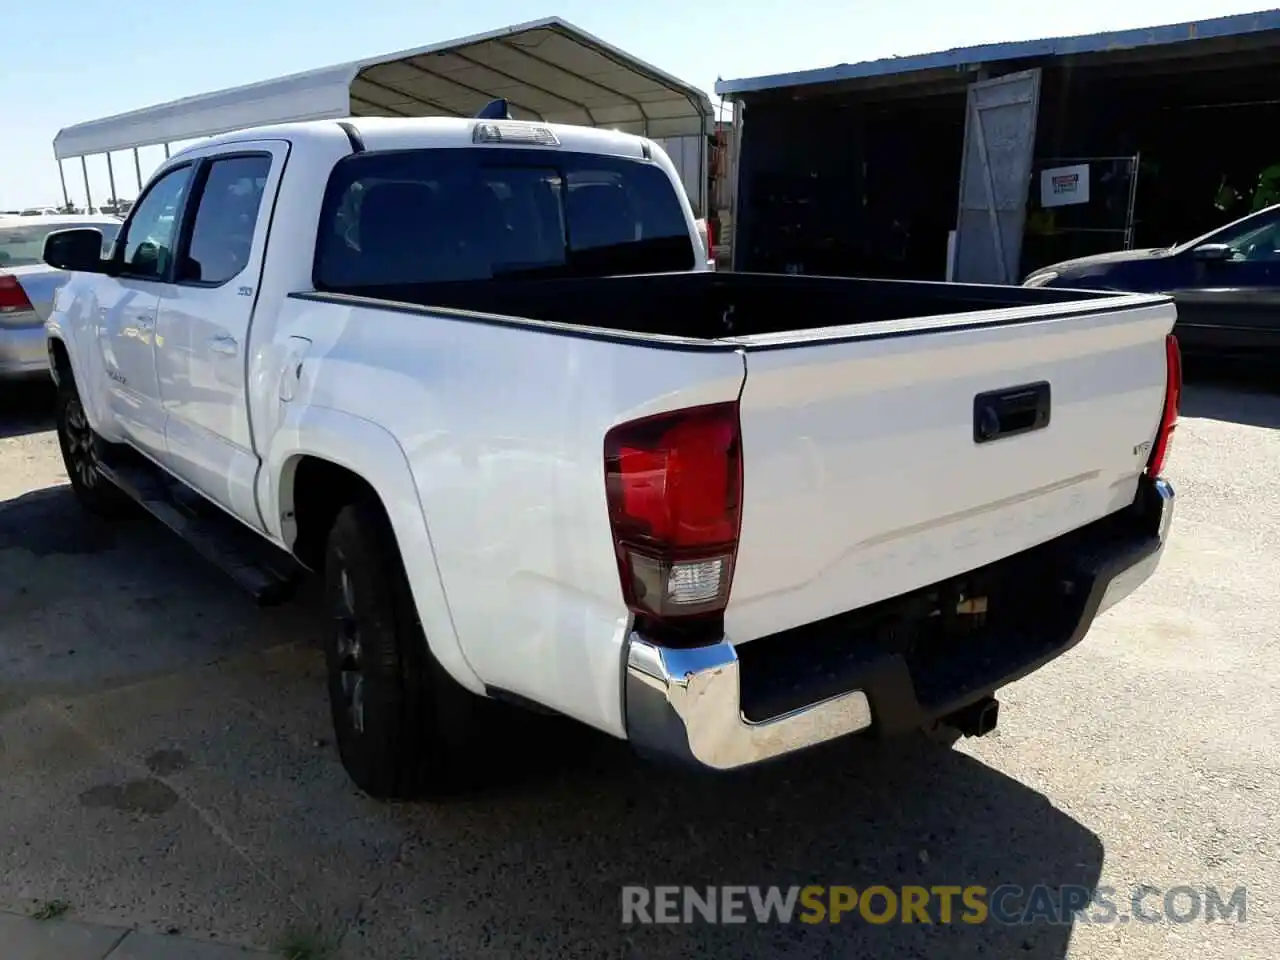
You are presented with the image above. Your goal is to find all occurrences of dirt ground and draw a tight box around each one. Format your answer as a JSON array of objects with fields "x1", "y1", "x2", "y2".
[{"x1": 1, "y1": 371, "x2": 1276, "y2": 959}]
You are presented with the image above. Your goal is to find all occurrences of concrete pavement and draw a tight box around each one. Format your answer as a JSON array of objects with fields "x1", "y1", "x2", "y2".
[
  {"x1": 0, "y1": 909, "x2": 270, "y2": 959},
  {"x1": 1, "y1": 372, "x2": 1277, "y2": 959}
]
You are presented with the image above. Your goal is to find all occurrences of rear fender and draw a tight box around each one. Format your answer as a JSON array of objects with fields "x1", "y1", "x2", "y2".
[{"x1": 266, "y1": 404, "x2": 483, "y2": 694}]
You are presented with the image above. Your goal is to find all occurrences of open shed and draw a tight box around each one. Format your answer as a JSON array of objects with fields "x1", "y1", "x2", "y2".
[
  {"x1": 716, "y1": 10, "x2": 1280, "y2": 283},
  {"x1": 52, "y1": 17, "x2": 715, "y2": 215}
]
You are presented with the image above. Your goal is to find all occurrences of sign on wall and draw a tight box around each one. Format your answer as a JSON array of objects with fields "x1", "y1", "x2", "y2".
[{"x1": 1040, "y1": 163, "x2": 1091, "y2": 208}]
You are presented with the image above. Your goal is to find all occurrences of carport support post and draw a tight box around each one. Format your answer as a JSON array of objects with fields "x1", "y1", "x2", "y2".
[
  {"x1": 699, "y1": 112, "x2": 709, "y2": 220},
  {"x1": 56, "y1": 157, "x2": 70, "y2": 211},
  {"x1": 133, "y1": 148, "x2": 143, "y2": 193},
  {"x1": 727, "y1": 97, "x2": 746, "y2": 271},
  {"x1": 106, "y1": 154, "x2": 118, "y2": 214},
  {"x1": 80, "y1": 156, "x2": 93, "y2": 214}
]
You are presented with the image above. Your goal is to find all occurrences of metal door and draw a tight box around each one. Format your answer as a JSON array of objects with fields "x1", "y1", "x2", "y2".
[{"x1": 953, "y1": 69, "x2": 1042, "y2": 284}]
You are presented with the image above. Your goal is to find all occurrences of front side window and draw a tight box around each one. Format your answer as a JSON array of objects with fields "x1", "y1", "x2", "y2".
[
  {"x1": 119, "y1": 165, "x2": 194, "y2": 279},
  {"x1": 314, "y1": 147, "x2": 695, "y2": 290},
  {"x1": 98, "y1": 224, "x2": 120, "y2": 257},
  {"x1": 1212, "y1": 209, "x2": 1280, "y2": 262},
  {"x1": 180, "y1": 155, "x2": 272, "y2": 284}
]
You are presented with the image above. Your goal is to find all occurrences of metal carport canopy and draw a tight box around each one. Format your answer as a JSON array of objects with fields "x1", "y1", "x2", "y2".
[
  {"x1": 52, "y1": 16, "x2": 714, "y2": 161},
  {"x1": 714, "y1": 9, "x2": 1280, "y2": 96}
]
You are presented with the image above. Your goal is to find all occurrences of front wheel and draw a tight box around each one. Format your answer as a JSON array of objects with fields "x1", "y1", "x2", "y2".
[
  {"x1": 323, "y1": 498, "x2": 496, "y2": 799},
  {"x1": 54, "y1": 377, "x2": 127, "y2": 517}
]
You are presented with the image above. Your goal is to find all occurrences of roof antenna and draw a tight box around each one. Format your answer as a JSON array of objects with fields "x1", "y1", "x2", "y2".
[{"x1": 475, "y1": 99, "x2": 511, "y2": 120}]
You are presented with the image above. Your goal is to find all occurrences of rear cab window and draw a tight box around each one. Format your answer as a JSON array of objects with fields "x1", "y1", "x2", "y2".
[{"x1": 314, "y1": 148, "x2": 695, "y2": 291}]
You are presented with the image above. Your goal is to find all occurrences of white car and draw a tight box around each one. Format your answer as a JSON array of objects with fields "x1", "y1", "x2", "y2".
[
  {"x1": 42, "y1": 116, "x2": 1177, "y2": 798},
  {"x1": 0, "y1": 214, "x2": 121, "y2": 379}
]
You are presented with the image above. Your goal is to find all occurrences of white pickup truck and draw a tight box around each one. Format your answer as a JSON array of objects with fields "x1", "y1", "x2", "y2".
[{"x1": 42, "y1": 116, "x2": 1179, "y2": 799}]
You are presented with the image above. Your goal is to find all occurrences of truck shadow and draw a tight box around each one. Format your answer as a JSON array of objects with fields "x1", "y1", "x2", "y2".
[
  {"x1": 362, "y1": 716, "x2": 1105, "y2": 960},
  {"x1": 0, "y1": 486, "x2": 118, "y2": 556},
  {"x1": 1181, "y1": 359, "x2": 1280, "y2": 429},
  {"x1": 1180, "y1": 382, "x2": 1280, "y2": 429},
  {"x1": 0, "y1": 379, "x2": 55, "y2": 440},
  {"x1": 0, "y1": 481, "x2": 1102, "y2": 960}
]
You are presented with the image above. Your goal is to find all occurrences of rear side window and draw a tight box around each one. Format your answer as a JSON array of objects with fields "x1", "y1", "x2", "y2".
[
  {"x1": 180, "y1": 155, "x2": 272, "y2": 284},
  {"x1": 314, "y1": 147, "x2": 694, "y2": 290}
]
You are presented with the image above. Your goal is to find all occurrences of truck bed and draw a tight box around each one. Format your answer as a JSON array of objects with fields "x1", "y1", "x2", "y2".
[
  {"x1": 312, "y1": 270, "x2": 1129, "y2": 342},
  {"x1": 288, "y1": 269, "x2": 1175, "y2": 701}
]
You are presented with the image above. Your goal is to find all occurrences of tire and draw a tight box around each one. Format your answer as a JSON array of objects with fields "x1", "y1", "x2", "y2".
[
  {"x1": 54, "y1": 375, "x2": 128, "y2": 517},
  {"x1": 323, "y1": 498, "x2": 494, "y2": 799}
]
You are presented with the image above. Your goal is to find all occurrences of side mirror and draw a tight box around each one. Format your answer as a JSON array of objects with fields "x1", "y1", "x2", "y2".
[
  {"x1": 43, "y1": 228, "x2": 111, "y2": 273},
  {"x1": 1192, "y1": 243, "x2": 1234, "y2": 262}
]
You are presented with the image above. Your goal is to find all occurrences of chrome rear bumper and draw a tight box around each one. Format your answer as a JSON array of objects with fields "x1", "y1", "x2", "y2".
[
  {"x1": 625, "y1": 638, "x2": 873, "y2": 770},
  {"x1": 624, "y1": 478, "x2": 1174, "y2": 771}
]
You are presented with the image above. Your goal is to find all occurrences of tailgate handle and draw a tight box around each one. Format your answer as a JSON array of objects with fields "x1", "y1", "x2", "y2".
[{"x1": 974, "y1": 381, "x2": 1051, "y2": 444}]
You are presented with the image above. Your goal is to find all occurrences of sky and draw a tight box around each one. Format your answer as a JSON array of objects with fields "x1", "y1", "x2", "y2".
[{"x1": 5, "y1": 0, "x2": 1277, "y2": 210}]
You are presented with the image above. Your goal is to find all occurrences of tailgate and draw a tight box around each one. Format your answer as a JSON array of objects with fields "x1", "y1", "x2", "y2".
[{"x1": 725, "y1": 295, "x2": 1176, "y2": 644}]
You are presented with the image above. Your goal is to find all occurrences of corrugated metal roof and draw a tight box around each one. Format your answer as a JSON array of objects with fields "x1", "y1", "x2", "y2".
[
  {"x1": 54, "y1": 17, "x2": 714, "y2": 160},
  {"x1": 715, "y1": 9, "x2": 1280, "y2": 96}
]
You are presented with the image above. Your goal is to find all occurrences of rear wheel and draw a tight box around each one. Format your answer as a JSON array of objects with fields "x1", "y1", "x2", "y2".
[
  {"x1": 323, "y1": 498, "x2": 495, "y2": 799},
  {"x1": 54, "y1": 377, "x2": 127, "y2": 517}
]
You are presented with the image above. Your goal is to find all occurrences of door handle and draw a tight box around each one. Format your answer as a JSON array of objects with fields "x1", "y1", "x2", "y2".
[
  {"x1": 208, "y1": 334, "x2": 239, "y2": 356},
  {"x1": 974, "y1": 381, "x2": 1051, "y2": 444}
]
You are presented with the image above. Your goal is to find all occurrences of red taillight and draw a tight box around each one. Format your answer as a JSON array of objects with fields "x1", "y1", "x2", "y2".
[
  {"x1": 604, "y1": 402, "x2": 743, "y2": 622},
  {"x1": 1147, "y1": 333, "x2": 1181, "y2": 478},
  {"x1": 706, "y1": 219, "x2": 716, "y2": 264},
  {"x1": 0, "y1": 274, "x2": 34, "y2": 315}
]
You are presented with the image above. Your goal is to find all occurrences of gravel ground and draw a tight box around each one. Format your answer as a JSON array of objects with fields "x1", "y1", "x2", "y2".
[{"x1": 0, "y1": 371, "x2": 1276, "y2": 960}]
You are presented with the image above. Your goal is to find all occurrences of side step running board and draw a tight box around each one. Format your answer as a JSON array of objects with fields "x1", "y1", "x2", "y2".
[{"x1": 97, "y1": 457, "x2": 302, "y2": 606}]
